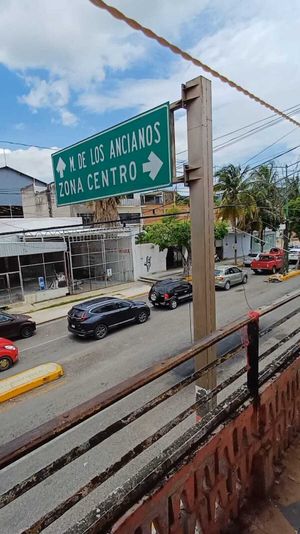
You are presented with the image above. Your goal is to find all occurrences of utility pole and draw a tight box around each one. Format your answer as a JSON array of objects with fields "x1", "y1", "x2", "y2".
[
  {"x1": 184, "y1": 76, "x2": 216, "y2": 409},
  {"x1": 234, "y1": 219, "x2": 238, "y2": 265},
  {"x1": 46, "y1": 184, "x2": 53, "y2": 218},
  {"x1": 282, "y1": 164, "x2": 289, "y2": 274}
]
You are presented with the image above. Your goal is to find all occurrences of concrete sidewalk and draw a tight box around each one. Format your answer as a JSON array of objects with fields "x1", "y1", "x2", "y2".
[{"x1": 8, "y1": 282, "x2": 151, "y2": 325}]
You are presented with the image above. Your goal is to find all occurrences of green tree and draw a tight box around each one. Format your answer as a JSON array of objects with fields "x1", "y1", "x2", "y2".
[
  {"x1": 137, "y1": 215, "x2": 192, "y2": 274},
  {"x1": 288, "y1": 197, "x2": 300, "y2": 240},
  {"x1": 89, "y1": 197, "x2": 120, "y2": 223},
  {"x1": 214, "y1": 164, "x2": 254, "y2": 263},
  {"x1": 249, "y1": 164, "x2": 282, "y2": 251},
  {"x1": 137, "y1": 212, "x2": 228, "y2": 274},
  {"x1": 214, "y1": 220, "x2": 229, "y2": 240},
  {"x1": 285, "y1": 175, "x2": 300, "y2": 201}
]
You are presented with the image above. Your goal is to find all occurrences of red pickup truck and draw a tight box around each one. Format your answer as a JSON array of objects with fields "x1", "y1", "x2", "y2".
[{"x1": 251, "y1": 253, "x2": 284, "y2": 274}]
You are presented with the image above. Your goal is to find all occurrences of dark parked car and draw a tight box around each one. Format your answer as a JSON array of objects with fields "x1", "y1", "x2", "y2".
[
  {"x1": 148, "y1": 279, "x2": 193, "y2": 309},
  {"x1": 68, "y1": 297, "x2": 150, "y2": 339},
  {"x1": 0, "y1": 311, "x2": 36, "y2": 339}
]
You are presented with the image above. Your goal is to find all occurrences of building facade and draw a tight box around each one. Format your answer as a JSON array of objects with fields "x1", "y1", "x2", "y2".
[
  {"x1": 0, "y1": 166, "x2": 47, "y2": 218},
  {"x1": 22, "y1": 184, "x2": 143, "y2": 225}
]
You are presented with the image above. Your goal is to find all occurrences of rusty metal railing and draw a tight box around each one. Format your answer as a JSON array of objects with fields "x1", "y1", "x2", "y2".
[{"x1": 1, "y1": 290, "x2": 300, "y2": 533}]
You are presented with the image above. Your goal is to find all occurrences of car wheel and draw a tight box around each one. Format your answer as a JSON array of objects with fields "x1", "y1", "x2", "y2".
[
  {"x1": 94, "y1": 324, "x2": 108, "y2": 340},
  {"x1": 0, "y1": 356, "x2": 12, "y2": 371},
  {"x1": 21, "y1": 325, "x2": 35, "y2": 338},
  {"x1": 272, "y1": 266, "x2": 276, "y2": 274},
  {"x1": 169, "y1": 299, "x2": 178, "y2": 309},
  {"x1": 242, "y1": 275, "x2": 248, "y2": 284},
  {"x1": 137, "y1": 311, "x2": 149, "y2": 324},
  {"x1": 224, "y1": 281, "x2": 231, "y2": 291}
]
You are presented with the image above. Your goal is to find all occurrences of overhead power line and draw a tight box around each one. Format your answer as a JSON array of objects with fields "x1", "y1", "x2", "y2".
[
  {"x1": 213, "y1": 109, "x2": 300, "y2": 152},
  {"x1": 242, "y1": 126, "x2": 299, "y2": 166},
  {"x1": 90, "y1": 0, "x2": 300, "y2": 128},
  {"x1": 213, "y1": 103, "x2": 300, "y2": 141},
  {"x1": 0, "y1": 140, "x2": 52, "y2": 150},
  {"x1": 250, "y1": 143, "x2": 300, "y2": 169},
  {"x1": 176, "y1": 103, "x2": 300, "y2": 156}
]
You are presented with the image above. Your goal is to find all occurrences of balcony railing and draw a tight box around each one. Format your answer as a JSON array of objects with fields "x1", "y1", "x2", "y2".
[
  {"x1": 119, "y1": 198, "x2": 141, "y2": 206},
  {"x1": 1, "y1": 291, "x2": 300, "y2": 533}
]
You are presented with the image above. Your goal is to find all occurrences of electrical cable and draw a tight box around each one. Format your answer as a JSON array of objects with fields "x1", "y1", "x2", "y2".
[
  {"x1": 247, "y1": 144, "x2": 300, "y2": 170},
  {"x1": 176, "y1": 104, "x2": 300, "y2": 156},
  {"x1": 90, "y1": 0, "x2": 300, "y2": 128},
  {"x1": 242, "y1": 126, "x2": 299, "y2": 166},
  {"x1": 213, "y1": 103, "x2": 300, "y2": 141},
  {"x1": 0, "y1": 140, "x2": 52, "y2": 150},
  {"x1": 214, "y1": 110, "x2": 300, "y2": 152}
]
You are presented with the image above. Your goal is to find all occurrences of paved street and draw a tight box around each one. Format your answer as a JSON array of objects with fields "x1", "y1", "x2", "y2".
[
  {"x1": 1, "y1": 271, "x2": 300, "y2": 442},
  {"x1": 1, "y1": 272, "x2": 300, "y2": 533}
]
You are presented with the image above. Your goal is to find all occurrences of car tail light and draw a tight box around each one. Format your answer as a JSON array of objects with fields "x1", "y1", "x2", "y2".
[
  {"x1": 164, "y1": 293, "x2": 170, "y2": 300},
  {"x1": 79, "y1": 312, "x2": 89, "y2": 321}
]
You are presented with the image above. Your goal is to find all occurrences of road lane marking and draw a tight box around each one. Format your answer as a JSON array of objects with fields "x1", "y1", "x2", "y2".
[{"x1": 20, "y1": 334, "x2": 69, "y2": 352}]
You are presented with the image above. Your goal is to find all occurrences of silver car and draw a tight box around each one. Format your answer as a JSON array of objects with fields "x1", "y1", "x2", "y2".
[
  {"x1": 243, "y1": 252, "x2": 259, "y2": 267},
  {"x1": 289, "y1": 247, "x2": 300, "y2": 264},
  {"x1": 215, "y1": 265, "x2": 248, "y2": 290}
]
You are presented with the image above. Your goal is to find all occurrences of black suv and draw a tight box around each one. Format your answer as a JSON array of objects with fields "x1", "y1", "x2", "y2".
[
  {"x1": 148, "y1": 279, "x2": 192, "y2": 310},
  {"x1": 68, "y1": 297, "x2": 150, "y2": 339}
]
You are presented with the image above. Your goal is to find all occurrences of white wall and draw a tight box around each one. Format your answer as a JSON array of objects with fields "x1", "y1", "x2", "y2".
[
  {"x1": 133, "y1": 243, "x2": 167, "y2": 278},
  {"x1": 222, "y1": 232, "x2": 251, "y2": 259}
]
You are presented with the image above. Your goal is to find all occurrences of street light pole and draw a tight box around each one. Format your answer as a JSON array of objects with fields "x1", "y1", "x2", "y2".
[
  {"x1": 184, "y1": 76, "x2": 216, "y2": 410},
  {"x1": 283, "y1": 164, "x2": 289, "y2": 274}
]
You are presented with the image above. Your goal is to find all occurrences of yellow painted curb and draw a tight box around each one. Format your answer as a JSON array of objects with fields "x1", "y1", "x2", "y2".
[
  {"x1": 268, "y1": 270, "x2": 300, "y2": 283},
  {"x1": 280, "y1": 270, "x2": 300, "y2": 281},
  {"x1": 0, "y1": 363, "x2": 64, "y2": 403}
]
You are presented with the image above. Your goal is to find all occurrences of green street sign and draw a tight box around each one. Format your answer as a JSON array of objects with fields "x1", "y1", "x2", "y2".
[{"x1": 52, "y1": 103, "x2": 172, "y2": 206}]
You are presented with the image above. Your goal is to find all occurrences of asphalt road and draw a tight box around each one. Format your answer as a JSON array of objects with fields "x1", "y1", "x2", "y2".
[
  {"x1": 1, "y1": 272, "x2": 300, "y2": 533},
  {"x1": 1, "y1": 270, "x2": 300, "y2": 442}
]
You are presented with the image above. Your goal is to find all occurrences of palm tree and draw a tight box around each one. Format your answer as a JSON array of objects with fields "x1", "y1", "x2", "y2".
[
  {"x1": 214, "y1": 164, "x2": 254, "y2": 264},
  {"x1": 89, "y1": 197, "x2": 120, "y2": 224},
  {"x1": 249, "y1": 164, "x2": 282, "y2": 251}
]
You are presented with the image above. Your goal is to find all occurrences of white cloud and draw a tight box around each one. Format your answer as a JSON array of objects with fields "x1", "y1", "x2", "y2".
[
  {"x1": 0, "y1": 0, "x2": 220, "y2": 125},
  {"x1": 20, "y1": 78, "x2": 69, "y2": 109},
  {"x1": 59, "y1": 109, "x2": 78, "y2": 126},
  {"x1": 1, "y1": 0, "x2": 300, "y2": 166},
  {"x1": 0, "y1": 147, "x2": 56, "y2": 182},
  {"x1": 78, "y1": 1, "x2": 300, "y2": 167}
]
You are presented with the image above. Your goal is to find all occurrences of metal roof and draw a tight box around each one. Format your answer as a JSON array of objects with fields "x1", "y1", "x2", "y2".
[{"x1": 0, "y1": 240, "x2": 66, "y2": 258}]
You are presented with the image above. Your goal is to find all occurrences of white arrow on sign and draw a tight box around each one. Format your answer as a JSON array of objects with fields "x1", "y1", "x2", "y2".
[
  {"x1": 56, "y1": 157, "x2": 66, "y2": 179},
  {"x1": 142, "y1": 151, "x2": 163, "y2": 180}
]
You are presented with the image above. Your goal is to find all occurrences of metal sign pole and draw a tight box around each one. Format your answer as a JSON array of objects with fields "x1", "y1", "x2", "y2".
[{"x1": 184, "y1": 76, "x2": 216, "y2": 410}]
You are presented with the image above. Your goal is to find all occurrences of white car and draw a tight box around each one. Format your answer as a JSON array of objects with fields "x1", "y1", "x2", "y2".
[
  {"x1": 289, "y1": 246, "x2": 300, "y2": 264},
  {"x1": 243, "y1": 252, "x2": 259, "y2": 267}
]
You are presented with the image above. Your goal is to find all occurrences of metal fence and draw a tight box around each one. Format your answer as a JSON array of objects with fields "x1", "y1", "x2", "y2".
[
  {"x1": 0, "y1": 227, "x2": 135, "y2": 304},
  {"x1": 0, "y1": 270, "x2": 23, "y2": 305},
  {"x1": 68, "y1": 232, "x2": 134, "y2": 293},
  {"x1": 0, "y1": 291, "x2": 300, "y2": 532}
]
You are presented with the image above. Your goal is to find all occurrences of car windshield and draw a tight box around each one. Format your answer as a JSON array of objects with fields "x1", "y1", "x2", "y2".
[
  {"x1": 154, "y1": 282, "x2": 175, "y2": 289},
  {"x1": 0, "y1": 312, "x2": 13, "y2": 319},
  {"x1": 214, "y1": 269, "x2": 223, "y2": 275},
  {"x1": 259, "y1": 255, "x2": 273, "y2": 260}
]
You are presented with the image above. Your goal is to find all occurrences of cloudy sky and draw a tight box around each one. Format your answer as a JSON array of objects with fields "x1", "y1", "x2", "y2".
[{"x1": 0, "y1": 0, "x2": 299, "y2": 183}]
